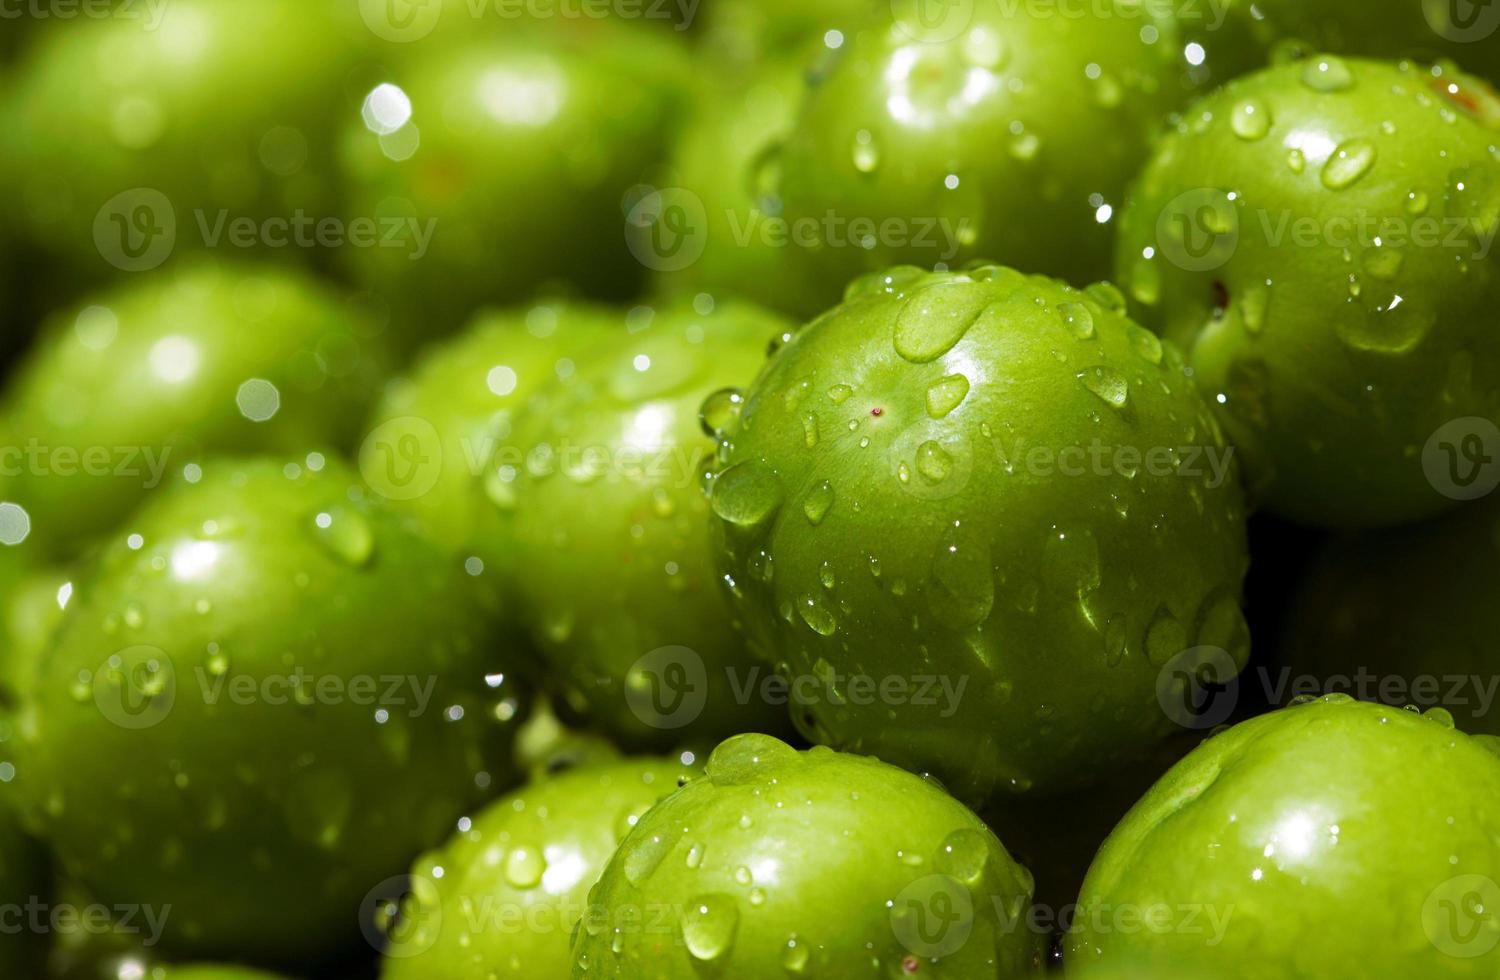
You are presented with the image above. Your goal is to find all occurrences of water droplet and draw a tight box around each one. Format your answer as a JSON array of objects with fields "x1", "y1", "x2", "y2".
[
  {"x1": 1127, "y1": 325, "x2": 1164, "y2": 364},
  {"x1": 801, "y1": 412, "x2": 821, "y2": 448},
  {"x1": 1320, "y1": 139, "x2": 1377, "y2": 190},
  {"x1": 916, "y1": 441, "x2": 954, "y2": 483},
  {"x1": 1240, "y1": 281, "x2": 1271, "y2": 334},
  {"x1": 1144, "y1": 606, "x2": 1188, "y2": 667},
  {"x1": 1286, "y1": 148, "x2": 1306, "y2": 173},
  {"x1": 797, "y1": 593, "x2": 838, "y2": 636},
  {"x1": 827, "y1": 384, "x2": 854, "y2": 404},
  {"x1": 710, "y1": 462, "x2": 784, "y2": 529},
  {"x1": 1230, "y1": 99, "x2": 1271, "y2": 140},
  {"x1": 1406, "y1": 189, "x2": 1430, "y2": 215},
  {"x1": 926, "y1": 374, "x2": 971, "y2": 419},
  {"x1": 312, "y1": 506, "x2": 375, "y2": 567},
  {"x1": 1362, "y1": 247, "x2": 1404, "y2": 281},
  {"x1": 504, "y1": 846, "x2": 546, "y2": 888},
  {"x1": 782, "y1": 940, "x2": 810, "y2": 974},
  {"x1": 1128, "y1": 259, "x2": 1161, "y2": 307},
  {"x1": 1059, "y1": 302, "x2": 1096, "y2": 339},
  {"x1": 927, "y1": 523, "x2": 995, "y2": 630},
  {"x1": 934, "y1": 828, "x2": 991, "y2": 885},
  {"x1": 682, "y1": 895, "x2": 739, "y2": 962},
  {"x1": 1043, "y1": 528, "x2": 1101, "y2": 600},
  {"x1": 1336, "y1": 297, "x2": 1436, "y2": 354},
  {"x1": 803, "y1": 481, "x2": 835, "y2": 525},
  {"x1": 700, "y1": 388, "x2": 744, "y2": 439},
  {"x1": 1302, "y1": 56, "x2": 1354, "y2": 92},
  {"x1": 851, "y1": 130, "x2": 880, "y2": 174},
  {"x1": 893, "y1": 281, "x2": 993, "y2": 363},
  {"x1": 1085, "y1": 282, "x2": 1128, "y2": 315},
  {"x1": 1078, "y1": 366, "x2": 1129, "y2": 409}
]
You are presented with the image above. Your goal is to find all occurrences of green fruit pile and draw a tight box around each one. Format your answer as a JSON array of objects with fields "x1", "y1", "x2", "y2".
[{"x1": 0, "y1": 4, "x2": 1496, "y2": 979}]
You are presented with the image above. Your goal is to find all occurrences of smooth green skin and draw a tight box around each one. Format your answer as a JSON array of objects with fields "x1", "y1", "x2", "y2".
[
  {"x1": 700, "y1": 0, "x2": 878, "y2": 69},
  {"x1": 1115, "y1": 58, "x2": 1500, "y2": 528},
  {"x1": 383, "y1": 755, "x2": 698, "y2": 978},
  {"x1": 650, "y1": 63, "x2": 829, "y2": 320},
  {"x1": 361, "y1": 302, "x2": 628, "y2": 576},
  {"x1": 11, "y1": 458, "x2": 527, "y2": 963},
  {"x1": 1067, "y1": 696, "x2": 1500, "y2": 978},
  {"x1": 1279, "y1": 494, "x2": 1500, "y2": 736},
  {"x1": 0, "y1": 261, "x2": 387, "y2": 561},
  {"x1": 0, "y1": 564, "x2": 69, "y2": 705},
  {"x1": 0, "y1": 802, "x2": 49, "y2": 977},
  {"x1": 706, "y1": 265, "x2": 1249, "y2": 803},
  {"x1": 572, "y1": 734, "x2": 1042, "y2": 977},
  {"x1": 503, "y1": 299, "x2": 795, "y2": 748},
  {"x1": 775, "y1": 1, "x2": 1190, "y2": 308},
  {"x1": 1180, "y1": 0, "x2": 1500, "y2": 84},
  {"x1": 0, "y1": 0, "x2": 364, "y2": 277},
  {"x1": 340, "y1": 19, "x2": 691, "y2": 340}
]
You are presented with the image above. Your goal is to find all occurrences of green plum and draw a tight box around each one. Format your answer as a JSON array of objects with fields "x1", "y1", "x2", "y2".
[
  {"x1": 704, "y1": 265, "x2": 1249, "y2": 803},
  {"x1": 648, "y1": 62, "x2": 830, "y2": 320},
  {"x1": 572, "y1": 733, "x2": 1043, "y2": 977},
  {"x1": 1177, "y1": 0, "x2": 1500, "y2": 84},
  {"x1": 380, "y1": 754, "x2": 698, "y2": 978},
  {"x1": 1115, "y1": 57, "x2": 1500, "y2": 527},
  {"x1": 9, "y1": 457, "x2": 527, "y2": 964},
  {"x1": 359, "y1": 301, "x2": 627, "y2": 575},
  {"x1": 1067, "y1": 695, "x2": 1500, "y2": 977},
  {"x1": 0, "y1": 0, "x2": 366, "y2": 281},
  {"x1": 340, "y1": 18, "x2": 691, "y2": 341},
  {"x1": 772, "y1": 1, "x2": 1192, "y2": 307},
  {"x1": 501, "y1": 298, "x2": 795, "y2": 747},
  {"x1": 0, "y1": 801, "x2": 49, "y2": 977},
  {"x1": 699, "y1": 0, "x2": 877, "y2": 68},
  {"x1": 0, "y1": 261, "x2": 387, "y2": 561},
  {"x1": 1278, "y1": 493, "x2": 1500, "y2": 735}
]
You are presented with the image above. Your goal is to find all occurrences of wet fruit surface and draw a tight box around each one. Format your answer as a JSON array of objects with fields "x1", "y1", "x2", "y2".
[
  {"x1": 382, "y1": 753, "x2": 698, "y2": 977},
  {"x1": 360, "y1": 301, "x2": 629, "y2": 577},
  {"x1": 9, "y1": 458, "x2": 526, "y2": 963},
  {"x1": 0, "y1": 262, "x2": 387, "y2": 561},
  {"x1": 501, "y1": 299, "x2": 795, "y2": 747},
  {"x1": 572, "y1": 733, "x2": 1042, "y2": 977},
  {"x1": 1067, "y1": 695, "x2": 1500, "y2": 977},
  {"x1": 0, "y1": 0, "x2": 363, "y2": 284},
  {"x1": 704, "y1": 265, "x2": 1248, "y2": 803},
  {"x1": 1116, "y1": 57, "x2": 1500, "y2": 527},
  {"x1": 341, "y1": 18, "x2": 691, "y2": 338},
  {"x1": 774, "y1": 1, "x2": 1192, "y2": 305}
]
